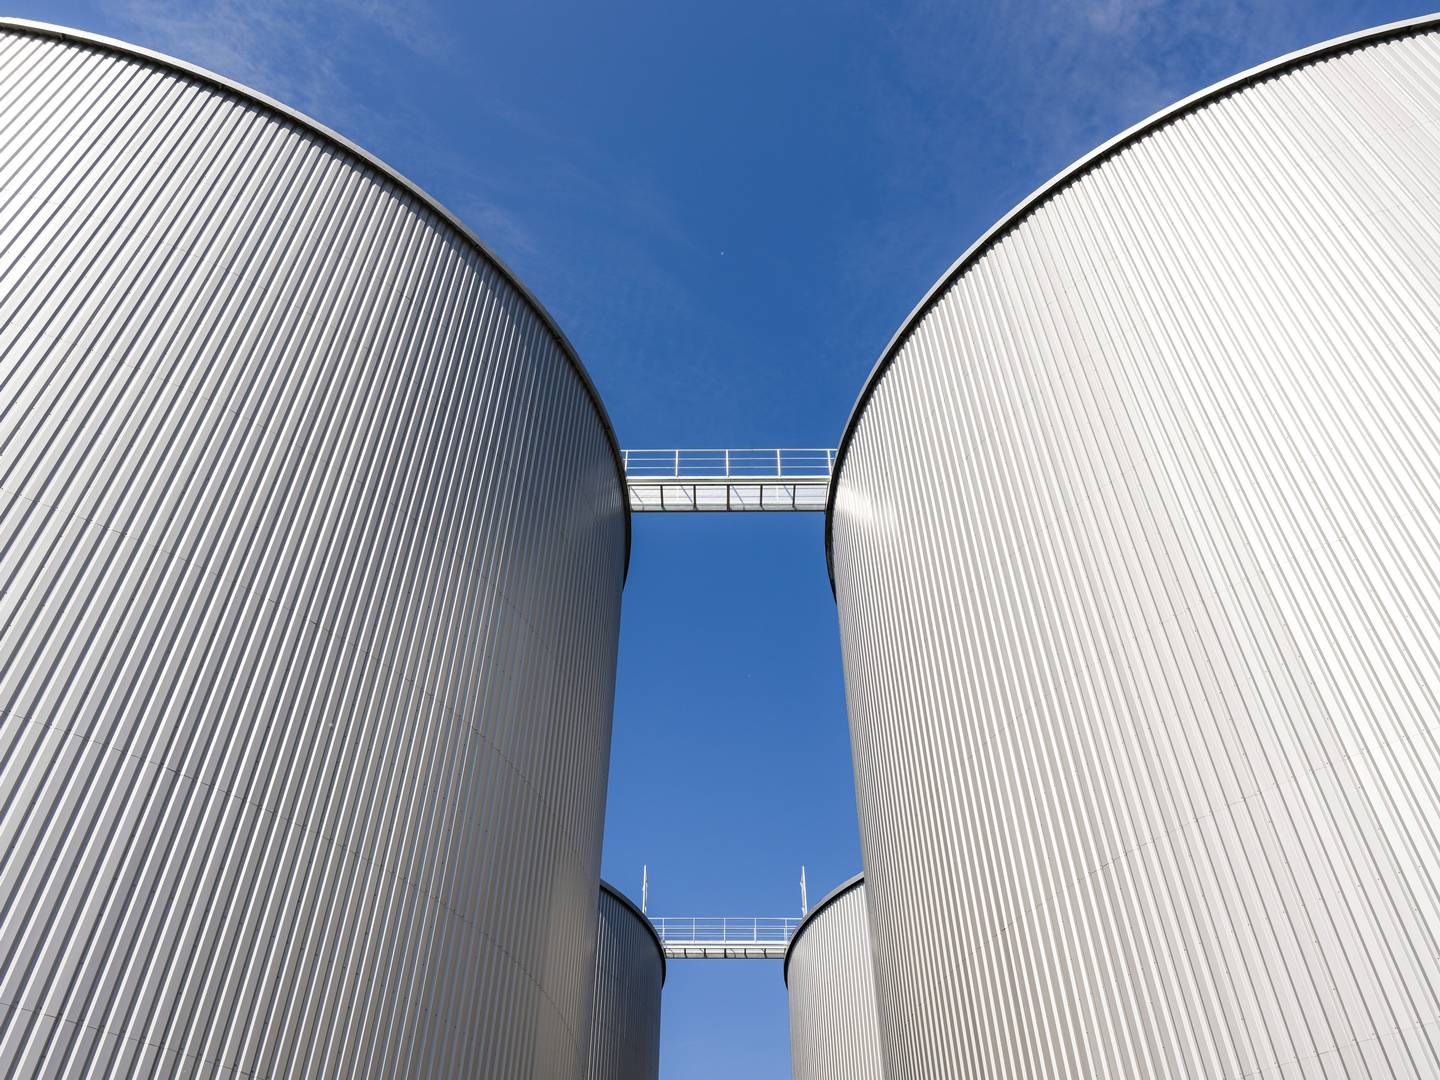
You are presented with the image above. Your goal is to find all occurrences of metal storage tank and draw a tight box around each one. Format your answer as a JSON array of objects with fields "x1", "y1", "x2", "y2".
[
  {"x1": 784, "y1": 874, "x2": 884, "y2": 1080},
  {"x1": 585, "y1": 882, "x2": 664, "y2": 1080},
  {"x1": 0, "y1": 19, "x2": 627, "y2": 1079},
  {"x1": 828, "y1": 15, "x2": 1440, "y2": 1079}
]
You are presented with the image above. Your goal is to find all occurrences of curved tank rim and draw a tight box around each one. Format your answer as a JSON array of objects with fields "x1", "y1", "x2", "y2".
[
  {"x1": 822, "y1": 11, "x2": 1440, "y2": 591},
  {"x1": 0, "y1": 16, "x2": 633, "y2": 577},
  {"x1": 782, "y1": 871, "x2": 864, "y2": 985},
  {"x1": 599, "y1": 879, "x2": 666, "y2": 986}
]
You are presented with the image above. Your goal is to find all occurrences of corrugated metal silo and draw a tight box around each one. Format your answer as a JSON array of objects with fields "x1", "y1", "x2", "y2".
[
  {"x1": 585, "y1": 882, "x2": 664, "y2": 1080},
  {"x1": 0, "y1": 19, "x2": 627, "y2": 1078},
  {"x1": 829, "y1": 15, "x2": 1440, "y2": 1079},
  {"x1": 784, "y1": 874, "x2": 884, "y2": 1080}
]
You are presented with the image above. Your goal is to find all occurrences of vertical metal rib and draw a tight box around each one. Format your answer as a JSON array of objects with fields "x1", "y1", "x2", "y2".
[
  {"x1": 0, "y1": 23, "x2": 626, "y2": 1079},
  {"x1": 831, "y1": 19, "x2": 1440, "y2": 1080}
]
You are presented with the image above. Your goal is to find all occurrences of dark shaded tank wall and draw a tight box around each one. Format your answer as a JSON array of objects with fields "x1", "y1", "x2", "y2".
[{"x1": 584, "y1": 883, "x2": 664, "y2": 1080}]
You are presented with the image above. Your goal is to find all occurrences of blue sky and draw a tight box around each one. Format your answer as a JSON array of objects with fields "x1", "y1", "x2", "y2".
[{"x1": 16, "y1": 0, "x2": 1438, "y2": 1074}]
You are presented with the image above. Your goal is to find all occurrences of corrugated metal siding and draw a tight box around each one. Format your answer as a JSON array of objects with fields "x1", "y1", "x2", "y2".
[
  {"x1": 0, "y1": 24, "x2": 626, "y2": 1079},
  {"x1": 785, "y1": 877, "x2": 884, "y2": 1080},
  {"x1": 585, "y1": 883, "x2": 663, "y2": 1080},
  {"x1": 831, "y1": 23, "x2": 1440, "y2": 1080}
]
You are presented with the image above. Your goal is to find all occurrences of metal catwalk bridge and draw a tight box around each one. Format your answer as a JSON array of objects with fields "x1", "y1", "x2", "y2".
[
  {"x1": 648, "y1": 916, "x2": 802, "y2": 959},
  {"x1": 623, "y1": 449, "x2": 834, "y2": 512},
  {"x1": 642, "y1": 868, "x2": 811, "y2": 959}
]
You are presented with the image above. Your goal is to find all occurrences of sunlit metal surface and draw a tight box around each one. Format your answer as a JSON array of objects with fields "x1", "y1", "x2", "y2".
[
  {"x1": 830, "y1": 16, "x2": 1440, "y2": 1080},
  {"x1": 648, "y1": 916, "x2": 802, "y2": 959},
  {"x1": 624, "y1": 448, "x2": 832, "y2": 511},
  {"x1": 784, "y1": 876, "x2": 884, "y2": 1080},
  {"x1": 585, "y1": 884, "x2": 664, "y2": 1080},
  {"x1": 0, "y1": 21, "x2": 626, "y2": 1079}
]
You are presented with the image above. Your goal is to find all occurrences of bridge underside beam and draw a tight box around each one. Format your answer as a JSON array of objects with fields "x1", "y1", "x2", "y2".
[
  {"x1": 627, "y1": 477, "x2": 828, "y2": 512},
  {"x1": 662, "y1": 942, "x2": 788, "y2": 959}
]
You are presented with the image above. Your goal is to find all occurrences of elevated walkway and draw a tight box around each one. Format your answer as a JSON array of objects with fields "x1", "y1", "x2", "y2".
[
  {"x1": 623, "y1": 449, "x2": 833, "y2": 512},
  {"x1": 648, "y1": 916, "x2": 801, "y2": 959}
]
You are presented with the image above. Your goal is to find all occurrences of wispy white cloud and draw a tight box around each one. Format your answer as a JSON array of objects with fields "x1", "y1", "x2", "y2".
[
  {"x1": 103, "y1": 0, "x2": 446, "y2": 132},
  {"x1": 101, "y1": 0, "x2": 541, "y2": 254},
  {"x1": 873, "y1": 0, "x2": 1312, "y2": 179},
  {"x1": 102, "y1": 0, "x2": 697, "y2": 351},
  {"x1": 1015, "y1": 0, "x2": 1309, "y2": 151},
  {"x1": 447, "y1": 192, "x2": 538, "y2": 258},
  {"x1": 818, "y1": 0, "x2": 1335, "y2": 377},
  {"x1": 1076, "y1": 0, "x2": 1166, "y2": 36}
]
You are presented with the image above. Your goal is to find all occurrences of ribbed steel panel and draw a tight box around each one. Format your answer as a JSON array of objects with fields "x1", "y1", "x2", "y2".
[
  {"x1": 0, "y1": 20, "x2": 627, "y2": 1079},
  {"x1": 585, "y1": 882, "x2": 663, "y2": 1080},
  {"x1": 830, "y1": 17, "x2": 1440, "y2": 1080},
  {"x1": 784, "y1": 875, "x2": 884, "y2": 1080}
]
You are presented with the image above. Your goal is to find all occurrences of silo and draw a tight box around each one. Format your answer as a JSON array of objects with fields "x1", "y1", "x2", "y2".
[
  {"x1": 585, "y1": 882, "x2": 664, "y2": 1080},
  {"x1": 0, "y1": 19, "x2": 627, "y2": 1079},
  {"x1": 829, "y1": 15, "x2": 1440, "y2": 1079},
  {"x1": 783, "y1": 874, "x2": 884, "y2": 1080}
]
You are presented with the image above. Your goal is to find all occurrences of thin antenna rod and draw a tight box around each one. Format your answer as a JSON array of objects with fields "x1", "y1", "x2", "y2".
[
  {"x1": 800, "y1": 865, "x2": 808, "y2": 916},
  {"x1": 642, "y1": 864, "x2": 649, "y2": 915}
]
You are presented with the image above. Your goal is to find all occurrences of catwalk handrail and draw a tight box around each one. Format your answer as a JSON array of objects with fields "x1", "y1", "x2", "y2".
[
  {"x1": 648, "y1": 916, "x2": 802, "y2": 945},
  {"x1": 622, "y1": 448, "x2": 835, "y2": 479}
]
